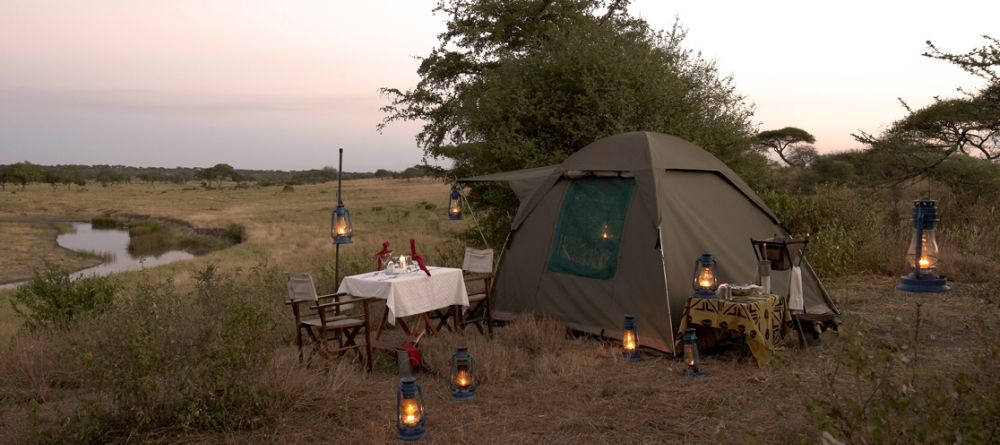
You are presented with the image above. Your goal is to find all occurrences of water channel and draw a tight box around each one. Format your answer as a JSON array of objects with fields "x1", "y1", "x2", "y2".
[{"x1": 1, "y1": 222, "x2": 195, "y2": 289}]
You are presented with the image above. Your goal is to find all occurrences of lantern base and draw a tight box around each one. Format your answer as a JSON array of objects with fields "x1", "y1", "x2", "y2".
[
  {"x1": 896, "y1": 273, "x2": 950, "y2": 293},
  {"x1": 451, "y1": 389, "x2": 476, "y2": 400},
  {"x1": 694, "y1": 290, "x2": 716, "y2": 299},
  {"x1": 684, "y1": 366, "x2": 707, "y2": 378},
  {"x1": 398, "y1": 427, "x2": 426, "y2": 441},
  {"x1": 448, "y1": 214, "x2": 463, "y2": 221},
  {"x1": 332, "y1": 236, "x2": 352, "y2": 244},
  {"x1": 623, "y1": 350, "x2": 642, "y2": 362}
]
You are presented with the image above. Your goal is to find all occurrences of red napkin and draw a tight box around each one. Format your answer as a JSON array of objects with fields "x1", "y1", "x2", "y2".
[
  {"x1": 376, "y1": 241, "x2": 393, "y2": 270},
  {"x1": 410, "y1": 239, "x2": 431, "y2": 276}
]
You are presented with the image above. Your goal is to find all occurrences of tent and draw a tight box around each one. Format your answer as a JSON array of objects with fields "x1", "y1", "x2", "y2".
[{"x1": 461, "y1": 131, "x2": 839, "y2": 353}]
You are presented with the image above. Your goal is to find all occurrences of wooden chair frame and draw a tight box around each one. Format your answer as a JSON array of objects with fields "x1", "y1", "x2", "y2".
[
  {"x1": 285, "y1": 274, "x2": 375, "y2": 371},
  {"x1": 286, "y1": 293, "x2": 374, "y2": 370}
]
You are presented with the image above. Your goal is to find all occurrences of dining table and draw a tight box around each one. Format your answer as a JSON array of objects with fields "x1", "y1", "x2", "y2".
[{"x1": 337, "y1": 266, "x2": 469, "y2": 339}]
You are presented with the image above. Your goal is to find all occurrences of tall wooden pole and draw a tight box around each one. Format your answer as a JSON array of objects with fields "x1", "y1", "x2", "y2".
[{"x1": 336, "y1": 148, "x2": 343, "y2": 287}]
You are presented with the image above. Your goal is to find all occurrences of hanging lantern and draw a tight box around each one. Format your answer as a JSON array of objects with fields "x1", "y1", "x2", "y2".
[
  {"x1": 448, "y1": 188, "x2": 463, "y2": 220},
  {"x1": 622, "y1": 314, "x2": 641, "y2": 362},
  {"x1": 600, "y1": 223, "x2": 611, "y2": 240},
  {"x1": 449, "y1": 347, "x2": 478, "y2": 400},
  {"x1": 330, "y1": 203, "x2": 353, "y2": 244},
  {"x1": 897, "y1": 198, "x2": 949, "y2": 293},
  {"x1": 396, "y1": 377, "x2": 426, "y2": 441},
  {"x1": 682, "y1": 328, "x2": 706, "y2": 378},
  {"x1": 692, "y1": 252, "x2": 718, "y2": 298}
]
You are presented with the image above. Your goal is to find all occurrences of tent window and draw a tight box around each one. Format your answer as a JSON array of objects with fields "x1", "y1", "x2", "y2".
[{"x1": 548, "y1": 177, "x2": 635, "y2": 280}]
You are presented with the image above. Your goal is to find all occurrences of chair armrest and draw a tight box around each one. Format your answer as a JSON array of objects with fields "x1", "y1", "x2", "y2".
[
  {"x1": 317, "y1": 292, "x2": 348, "y2": 300},
  {"x1": 312, "y1": 296, "x2": 374, "y2": 310}
]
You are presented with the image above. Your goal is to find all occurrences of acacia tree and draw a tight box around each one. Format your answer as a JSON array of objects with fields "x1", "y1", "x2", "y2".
[
  {"x1": 197, "y1": 163, "x2": 239, "y2": 187},
  {"x1": 756, "y1": 127, "x2": 817, "y2": 166},
  {"x1": 7, "y1": 162, "x2": 42, "y2": 190},
  {"x1": 855, "y1": 36, "x2": 999, "y2": 178},
  {"x1": 380, "y1": 0, "x2": 761, "y2": 244}
]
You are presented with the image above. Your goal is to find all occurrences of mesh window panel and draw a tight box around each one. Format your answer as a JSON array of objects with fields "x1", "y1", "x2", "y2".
[{"x1": 547, "y1": 177, "x2": 635, "y2": 280}]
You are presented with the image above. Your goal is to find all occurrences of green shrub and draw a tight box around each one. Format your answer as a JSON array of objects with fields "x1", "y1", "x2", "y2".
[
  {"x1": 58, "y1": 263, "x2": 283, "y2": 438},
  {"x1": 807, "y1": 313, "x2": 1000, "y2": 444},
  {"x1": 10, "y1": 264, "x2": 118, "y2": 331},
  {"x1": 90, "y1": 217, "x2": 124, "y2": 230},
  {"x1": 225, "y1": 223, "x2": 246, "y2": 244},
  {"x1": 762, "y1": 185, "x2": 887, "y2": 277}
]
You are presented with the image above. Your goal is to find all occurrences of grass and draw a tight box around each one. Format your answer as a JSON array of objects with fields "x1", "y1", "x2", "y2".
[
  {"x1": 0, "y1": 180, "x2": 997, "y2": 443},
  {"x1": 0, "y1": 222, "x2": 104, "y2": 284}
]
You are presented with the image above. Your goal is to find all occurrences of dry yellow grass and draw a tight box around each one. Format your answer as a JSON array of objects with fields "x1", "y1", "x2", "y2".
[
  {"x1": 0, "y1": 180, "x2": 996, "y2": 444},
  {"x1": 0, "y1": 221, "x2": 103, "y2": 284}
]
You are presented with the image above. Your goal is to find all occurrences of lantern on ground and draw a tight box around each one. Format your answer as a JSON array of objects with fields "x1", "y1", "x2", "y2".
[
  {"x1": 693, "y1": 252, "x2": 718, "y2": 298},
  {"x1": 396, "y1": 377, "x2": 426, "y2": 441},
  {"x1": 600, "y1": 223, "x2": 611, "y2": 240},
  {"x1": 448, "y1": 188, "x2": 463, "y2": 220},
  {"x1": 449, "y1": 347, "x2": 478, "y2": 400},
  {"x1": 622, "y1": 315, "x2": 641, "y2": 362},
  {"x1": 682, "y1": 328, "x2": 706, "y2": 378},
  {"x1": 897, "y1": 198, "x2": 949, "y2": 293}
]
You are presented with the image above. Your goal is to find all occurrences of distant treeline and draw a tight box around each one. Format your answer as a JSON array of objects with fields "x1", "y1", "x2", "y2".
[{"x1": 0, "y1": 162, "x2": 441, "y2": 190}]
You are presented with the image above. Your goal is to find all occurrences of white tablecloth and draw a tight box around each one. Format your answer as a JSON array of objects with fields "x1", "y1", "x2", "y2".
[{"x1": 337, "y1": 267, "x2": 469, "y2": 325}]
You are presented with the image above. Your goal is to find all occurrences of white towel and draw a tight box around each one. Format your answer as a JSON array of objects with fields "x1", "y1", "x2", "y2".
[{"x1": 789, "y1": 266, "x2": 804, "y2": 312}]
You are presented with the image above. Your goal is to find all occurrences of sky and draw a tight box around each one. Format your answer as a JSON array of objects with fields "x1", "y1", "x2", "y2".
[{"x1": 0, "y1": 0, "x2": 996, "y2": 172}]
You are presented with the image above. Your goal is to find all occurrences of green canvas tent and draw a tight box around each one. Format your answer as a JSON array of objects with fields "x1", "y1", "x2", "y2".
[{"x1": 462, "y1": 131, "x2": 839, "y2": 353}]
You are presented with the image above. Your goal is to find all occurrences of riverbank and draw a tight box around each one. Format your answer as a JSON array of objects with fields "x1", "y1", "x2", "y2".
[
  {"x1": 0, "y1": 220, "x2": 104, "y2": 284},
  {"x1": 0, "y1": 214, "x2": 242, "y2": 286}
]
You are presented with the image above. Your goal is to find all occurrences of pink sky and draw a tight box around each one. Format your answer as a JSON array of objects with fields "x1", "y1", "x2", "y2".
[{"x1": 1, "y1": 0, "x2": 995, "y2": 171}]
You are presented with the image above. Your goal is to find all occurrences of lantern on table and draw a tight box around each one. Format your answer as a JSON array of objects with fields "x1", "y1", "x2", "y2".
[
  {"x1": 693, "y1": 252, "x2": 718, "y2": 298},
  {"x1": 449, "y1": 347, "x2": 478, "y2": 400},
  {"x1": 396, "y1": 377, "x2": 426, "y2": 441},
  {"x1": 622, "y1": 314, "x2": 641, "y2": 362},
  {"x1": 897, "y1": 198, "x2": 949, "y2": 293},
  {"x1": 448, "y1": 188, "x2": 463, "y2": 220},
  {"x1": 682, "y1": 328, "x2": 707, "y2": 378}
]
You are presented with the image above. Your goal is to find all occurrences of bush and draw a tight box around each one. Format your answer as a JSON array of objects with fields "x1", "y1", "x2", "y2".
[
  {"x1": 807, "y1": 312, "x2": 1000, "y2": 444},
  {"x1": 225, "y1": 223, "x2": 246, "y2": 244},
  {"x1": 90, "y1": 217, "x2": 124, "y2": 230},
  {"x1": 762, "y1": 185, "x2": 887, "y2": 277},
  {"x1": 52, "y1": 263, "x2": 284, "y2": 439},
  {"x1": 10, "y1": 264, "x2": 118, "y2": 331}
]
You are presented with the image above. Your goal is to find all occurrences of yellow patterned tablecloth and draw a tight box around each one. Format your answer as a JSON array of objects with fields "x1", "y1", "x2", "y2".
[{"x1": 676, "y1": 294, "x2": 791, "y2": 367}]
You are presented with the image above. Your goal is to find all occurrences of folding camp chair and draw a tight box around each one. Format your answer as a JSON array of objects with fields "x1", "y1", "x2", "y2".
[
  {"x1": 751, "y1": 236, "x2": 836, "y2": 347},
  {"x1": 284, "y1": 273, "x2": 375, "y2": 370},
  {"x1": 429, "y1": 247, "x2": 495, "y2": 335}
]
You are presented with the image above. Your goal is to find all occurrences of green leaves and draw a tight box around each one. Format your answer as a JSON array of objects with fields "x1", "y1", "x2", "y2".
[
  {"x1": 381, "y1": 1, "x2": 761, "y2": 243},
  {"x1": 10, "y1": 263, "x2": 119, "y2": 331}
]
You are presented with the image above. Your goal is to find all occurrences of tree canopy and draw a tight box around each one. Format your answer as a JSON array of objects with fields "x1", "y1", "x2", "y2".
[
  {"x1": 855, "y1": 36, "x2": 1000, "y2": 178},
  {"x1": 756, "y1": 127, "x2": 817, "y2": 166},
  {"x1": 380, "y1": 0, "x2": 763, "y2": 244}
]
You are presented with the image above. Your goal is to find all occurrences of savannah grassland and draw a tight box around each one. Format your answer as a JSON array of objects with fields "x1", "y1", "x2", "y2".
[{"x1": 1, "y1": 180, "x2": 998, "y2": 444}]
